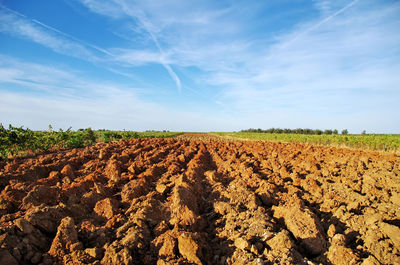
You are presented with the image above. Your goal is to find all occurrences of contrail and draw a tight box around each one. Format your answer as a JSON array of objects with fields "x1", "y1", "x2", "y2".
[
  {"x1": 31, "y1": 19, "x2": 113, "y2": 56},
  {"x1": 0, "y1": 4, "x2": 27, "y2": 17},
  {"x1": 116, "y1": 0, "x2": 182, "y2": 92},
  {"x1": 1, "y1": 3, "x2": 182, "y2": 92},
  {"x1": 282, "y1": 0, "x2": 360, "y2": 48},
  {"x1": 163, "y1": 64, "x2": 182, "y2": 91},
  {"x1": 148, "y1": 31, "x2": 182, "y2": 92},
  {"x1": 0, "y1": 4, "x2": 113, "y2": 57},
  {"x1": 305, "y1": 0, "x2": 360, "y2": 34}
]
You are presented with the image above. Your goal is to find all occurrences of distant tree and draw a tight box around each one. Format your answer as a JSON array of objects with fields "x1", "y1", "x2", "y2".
[
  {"x1": 341, "y1": 129, "x2": 348, "y2": 135},
  {"x1": 240, "y1": 128, "x2": 347, "y2": 135},
  {"x1": 48, "y1": 124, "x2": 53, "y2": 132},
  {"x1": 361, "y1": 130, "x2": 366, "y2": 135},
  {"x1": 304, "y1": 128, "x2": 313, "y2": 135}
]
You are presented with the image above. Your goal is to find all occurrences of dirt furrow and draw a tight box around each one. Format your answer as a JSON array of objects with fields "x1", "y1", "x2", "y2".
[{"x1": 0, "y1": 135, "x2": 399, "y2": 264}]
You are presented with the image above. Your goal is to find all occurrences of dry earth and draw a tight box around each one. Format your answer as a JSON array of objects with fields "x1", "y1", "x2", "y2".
[{"x1": 0, "y1": 133, "x2": 399, "y2": 264}]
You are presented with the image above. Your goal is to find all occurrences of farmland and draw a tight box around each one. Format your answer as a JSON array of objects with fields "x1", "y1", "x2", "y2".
[
  {"x1": 214, "y1": 132, "x2": 400, "y2": 153},
  {"x1": 0, "y1": 133, "x2": 399, "y2": 264}
]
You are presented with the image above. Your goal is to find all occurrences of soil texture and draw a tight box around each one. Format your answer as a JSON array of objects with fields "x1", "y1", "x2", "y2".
[{"x1": 0, "y1": 134, "x2": 399, "y2": 264}]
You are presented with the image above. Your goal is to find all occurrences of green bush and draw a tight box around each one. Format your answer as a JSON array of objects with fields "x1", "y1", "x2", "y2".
[
  {"x1": 0, "y1": 124, "x2": 181, "y2": 160},
  {"x1": 66, "y1": 133, "x2": 85, "y2": 148}
]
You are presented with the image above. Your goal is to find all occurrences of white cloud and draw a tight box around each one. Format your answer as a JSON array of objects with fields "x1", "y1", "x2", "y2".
[
  {"x1": 79, "y1": 0, "x2": 125, "y2": 19},
  {"x1": 111, "y1": 49, "x2": 164, "y2": 66},
  {"x1": 0, "y1": 90, "x2": 239, "y2": 131},
  {"x1": 1, "y1": 0, "x2": 399, "y2": 132},
  {"x1": 0, "y1": 55, "x2": 78, "y2": 94},
  {"x1": 0, "y1": 54, "x2": 235, "y2": 131},
  {"x1": 113, "y1": 0, "x2": 182, "y2": 91},
  {"x1": 207, "y1": 1, "x2": 400, "y2": 108},
  {"x1": 0, "y1": 5, "x2": 166, "y2": 89},
  {"x1": 0, "y1": 8, "x2": 98, "y2": 60},
  {"x1": 73, "y1": 0, "x2": 400, "y2": 132},
  {"x1": 0, "y1": 54, "x2": 139, "y2": 97}
]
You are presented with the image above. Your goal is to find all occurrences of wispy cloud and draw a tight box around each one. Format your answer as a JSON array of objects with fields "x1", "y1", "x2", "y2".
[
  {"x1": 0, "y1": 5, "x2": 100, "y2": 60},
  {"x1": 111, "y1": 49, "x2": 165, "y2": 66},
  {"x1": 30, "y1": 18, "x2": 113, "y2": 56},
  {"x1": 211, "y1": 1, "x2": 400, "y2": 132},
  {"x1": 73, "y1": 0, "x2": 400, "y2": 132},
  {"x1": 0, "y1": 4, "x2": 165, "y2": 90},
  {"x1": 0, "y1": 54, "x2": 131, "y2": 97},
  {"x1": 0, "y1": 54, "x2": 170, "y2": 129},
  {"x1": 112, "y1": 0, "x2": 182, "y2": 91},
  {"x1": 0, "y1": 90, "x2": 235, "y2": 131},
  {"x1": 0, "y1": 3, "x2": 183, "y2": 91},
  {"x1": 1, "y1": 0, "x2": 399, "y2": 132},
  {"x1": 79, "y1": 0, "x2": 125, "y2": 19},
  {"x1": 0, "y1": 54, "x2": 234, "y2": 131},
  {"x1": 280, "y1": 0, "x2": 361, "y2": 49}
]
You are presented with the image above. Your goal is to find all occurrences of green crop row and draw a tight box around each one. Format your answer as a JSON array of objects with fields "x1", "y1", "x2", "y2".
[
  {"x1": 0, "y1": 124, "x2": 181, "y2": 160},
  {"x1": 213, "y1": 132, "x2": 400, "y2": 152}
]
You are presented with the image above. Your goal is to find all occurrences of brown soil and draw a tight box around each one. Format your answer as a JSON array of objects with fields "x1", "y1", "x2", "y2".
[{"x1": 0, "y1": 133, "x2": 399, "y2": 264}]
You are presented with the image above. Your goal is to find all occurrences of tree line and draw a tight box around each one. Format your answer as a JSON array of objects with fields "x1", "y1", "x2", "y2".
[{"x1": 241, "y1": 128, "x2": 349, "y2": 135}]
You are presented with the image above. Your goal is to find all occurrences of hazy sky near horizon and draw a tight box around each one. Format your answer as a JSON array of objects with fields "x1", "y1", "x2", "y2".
[{"x1": 0, "y1": 0, "x2": 399, "y2": 133}]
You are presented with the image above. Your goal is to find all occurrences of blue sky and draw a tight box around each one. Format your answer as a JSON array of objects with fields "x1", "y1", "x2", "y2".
[{"x1": 0, "y1": 0, "x2": 399, "y2": 133}]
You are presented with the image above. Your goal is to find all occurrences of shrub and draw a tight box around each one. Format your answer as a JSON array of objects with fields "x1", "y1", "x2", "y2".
[
  {"x1": 66, "y1": 133, "x2": 85, "y2": 148},
  {"x1": 83, "y1": 128, "x2": 96, "y2": 145}
]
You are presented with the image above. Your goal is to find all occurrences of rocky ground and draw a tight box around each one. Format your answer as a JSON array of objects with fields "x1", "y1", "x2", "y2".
[{"x1": 0, "y1": 134, "x2": 399, "y2": 264}]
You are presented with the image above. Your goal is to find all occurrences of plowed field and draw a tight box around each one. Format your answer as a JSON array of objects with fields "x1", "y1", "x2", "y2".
[{"x1": 0, "y1": 134, "x2": 399, "y2": 264}]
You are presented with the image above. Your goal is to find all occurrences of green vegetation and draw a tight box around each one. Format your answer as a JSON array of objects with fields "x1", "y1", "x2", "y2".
[
  {"x1": 214, "y1": 132, "x2": 400, "y2": 152},
  {"x1": 0, "y1": 124, "x2": 181, "y2": 160}
]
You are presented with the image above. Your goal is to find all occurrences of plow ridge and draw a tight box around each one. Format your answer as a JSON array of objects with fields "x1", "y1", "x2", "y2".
[{"x1": 0, "y1": 134, "x2": 399, "y2": 264}]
